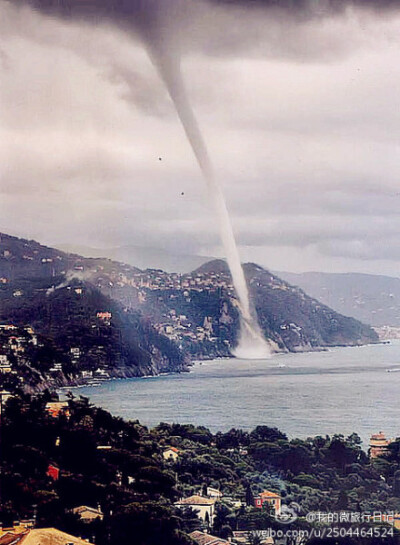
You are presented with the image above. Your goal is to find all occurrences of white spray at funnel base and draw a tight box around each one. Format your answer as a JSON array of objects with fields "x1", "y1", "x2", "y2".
[{"x1": 148, "y1": 48, "x2": 270, "y2": 359}]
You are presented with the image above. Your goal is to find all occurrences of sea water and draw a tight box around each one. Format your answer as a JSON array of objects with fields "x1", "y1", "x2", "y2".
[{"x1": 72, "y1": 341, "x2": 400, "y2": 447}]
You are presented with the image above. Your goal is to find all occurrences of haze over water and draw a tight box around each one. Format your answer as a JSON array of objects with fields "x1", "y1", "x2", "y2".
[{"x1": 73, "y1": 341, "x2": 400, "y2": 447}]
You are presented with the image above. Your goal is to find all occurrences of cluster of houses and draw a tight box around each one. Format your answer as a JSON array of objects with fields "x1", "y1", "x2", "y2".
[
  {"x1": 154, "y1": 313, "x2": 218, "y2": 344},
  {"x1": 0, "y1": 324, "x2": 38, "y2": 375},
  {"x1": 163, "y1": 444, "x2": 282, "y2": 534},
  {"x1": 0, "y1": 323, "x2": 113, "y2": 387},
  {"x1": 175, "y1": 486, "x2": 280, "y2": 545},
  {"x1": 92, "y1": 266, "x2": 237, "y2": 344},
  {"x1": 130, "y1": 270, "x2": 235, "y2": 294},
  {"x1": 174, "y1": 487, "x2": 281, "y2": 527},
  {"x1": 130, "y1": 270, "x2": 237, "y2": 345}
]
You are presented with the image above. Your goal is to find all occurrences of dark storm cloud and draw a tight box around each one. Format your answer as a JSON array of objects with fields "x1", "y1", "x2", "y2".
[
  {"x1": 10, "y1": 0, "x2": 398, "y2": 59},
  {"x1": 105, "y1": 62, "x2": 171, "y2": 116},
  {"x1": 13, "y1": 0, "x2": 400, "y2": 15},
  {"x1": 2, "y1": 0, "x2": 400, "y2": 275},
  {"x1": 213, "y1": 0, "x2": 398, "y2": 9}
]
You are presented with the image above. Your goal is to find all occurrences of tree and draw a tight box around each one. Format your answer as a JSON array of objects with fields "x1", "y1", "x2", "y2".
[
  {"x1": 250, "y1": 426, "x2": 287, "y2": 443},
  {"x1": 245, "y1": 484, "x2": 254, "y2": 507},
  {"x1": 248, "y1": 532, "x2": 262, "y2": 545},
  {"x1": 109, "y1": 502, "x2": 191, "y2": 545},
  {"x1": 336, "y1": 490, "x2": 349, "y2": 510},
  {"x1": 178, "y1": 507, "x2": 202, "y2": 533}
]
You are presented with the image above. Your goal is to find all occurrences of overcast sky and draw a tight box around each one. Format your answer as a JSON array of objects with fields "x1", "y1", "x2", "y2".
[{"x1": 1, "y1": 0, "x2": 400, "y2": 275}]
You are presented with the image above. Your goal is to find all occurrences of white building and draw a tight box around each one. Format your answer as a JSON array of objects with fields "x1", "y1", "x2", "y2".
[
  {"x1": 175, "y1": 495, "x2": 216, "y2": 524},
  {"x1": 206, "y1": 487, "x2": 223, "y2": 500},
  {"x1": 163, "y1": 447, "x2": 180, "y2": 462}
]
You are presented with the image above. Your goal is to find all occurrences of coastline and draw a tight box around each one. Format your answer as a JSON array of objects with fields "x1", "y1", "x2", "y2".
[
  {"x1": 51, "y1": 339, "x2": 387, "y2": 394},
  {"x1": 55, "y1": 341, "x2": 400, "y2": 449}
]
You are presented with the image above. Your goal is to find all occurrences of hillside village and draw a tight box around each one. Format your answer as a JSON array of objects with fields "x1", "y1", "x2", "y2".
[
  {"x1": 0, "y1": 234, "x2": 397, "y2": 545},
  {"x1": 0, "y1": 233, "x2": 379, "y2": 391},
  {"x1": 0, "y1": 387, "x2": 398, "y2": 545},
  {"x1": 0, "y1": 237, "x2": 397, "y2": 545}
]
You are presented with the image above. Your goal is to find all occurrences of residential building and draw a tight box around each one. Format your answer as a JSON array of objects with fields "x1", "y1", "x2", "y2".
[
  {"x1": 206, "y1": 487, "x2": 223, "y2": 500},
  {"x1": 0, "y1": 366, "x2": 12, "y2": 374},
  {"x1": 228, "y1": 498, "x2": 245, "y2": 509},
  {"x1": 0, "y1": 391, "x2": 12, "y2": 406},
  {"x1": 0, "y1": 325, "x2": 16, "y2": 331},
  {"x1": 45, "y1": 402, "x2": 70, "y2": 419},
  {"x1": 254, "y1": 490, "x2": 281, "y2": 515},
  {"x1": 369, "y1": 432, "x2": 394, "y2": 458},
  {"x1": 70, "y1": 347, "x2": 80, "y2": 360},
  {"x1": 189, "y1": 531, "x2": 229, "y2": 545},
  {"x1": 46, "y1": 464, "x2": 60, "y2": 481},
  {"x1": 175, "y1": 495, "x2": 216, "y2": 524},
  {"x1": 163, "y1": 447, "x2": 180, "y2": 461},
  {"x1": 96, "y1": 312, "x2": 112, "y2": 324},
  {"x1": 0, "y1": 521, "x2": 35, "y2": 539},
  {"x1": 71, "y1": 505, "x2": 104, "y2": 523},
  {"x1": 0, "y1": 527, "x2": 94, "y2": 545},
  {"x1": 232, "y1": 531, "x2": 274, "y2": 545}
]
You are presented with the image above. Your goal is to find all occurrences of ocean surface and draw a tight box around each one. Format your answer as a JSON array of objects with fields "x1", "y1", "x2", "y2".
[{"x1": 70, "y1": 341, "x2": 400, "y2": 448}]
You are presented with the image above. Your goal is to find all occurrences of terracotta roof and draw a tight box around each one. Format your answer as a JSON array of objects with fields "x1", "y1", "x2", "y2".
[
  {"x1": 72, "y1": 506, "x2": 102, "y2": 516},
  {"x1": 370, "y1": 432, "x2": 386, "y2": 440},
  {"x1": 232, "y1": 531, "x2": 274, "y2": 545},
  {"x1": 164, "y1": 447, "x2": 180, "y2": 453},
  {"x1": 0, "y1": 532, "x2": 29, "y2": 545},
  {"x1": 0, "y1": 528, "x2": 93, "y2": 545},
  {"x1": 175, "y1": 495, "x2": 215, "y2": 506},
  {"x1": 259, "y1": 490, "x2": 280, "y2": 499},
  {"x1": 189, "y1": 531, "x2": 229, "y2": 545}
]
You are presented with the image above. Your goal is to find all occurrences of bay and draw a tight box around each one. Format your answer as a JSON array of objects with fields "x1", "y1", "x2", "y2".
[{"x1": 71, "y1": 341, "x2": 400, "y2": 447}]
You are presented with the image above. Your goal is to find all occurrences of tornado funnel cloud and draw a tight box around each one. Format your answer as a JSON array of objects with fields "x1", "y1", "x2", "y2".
[{"x1": 147, "y1": 44, "x2": 270, "y2": 359}]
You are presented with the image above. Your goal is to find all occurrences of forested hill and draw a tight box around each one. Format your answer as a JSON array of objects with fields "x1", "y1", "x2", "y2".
[
  {"x1": 0, "y1": 233, "x2": 188, "y2": 389},
  {"x1": 0, "y1": 233, "x2": 377, "y2": 390},
  {"x1": 0, "y1": 392, "x2": 399, "y2": 545},
  {"x1": 194, "y1": 260, "x2": 378, "y2": 351}
]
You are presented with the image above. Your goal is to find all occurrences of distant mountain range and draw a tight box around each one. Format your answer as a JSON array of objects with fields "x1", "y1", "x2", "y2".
[
  {"x1": 0, "y1": 233, "x2": 378, "y2": 390},
  {"x1": 278, "y1": 271, "x2": 400, "y2": 327}
]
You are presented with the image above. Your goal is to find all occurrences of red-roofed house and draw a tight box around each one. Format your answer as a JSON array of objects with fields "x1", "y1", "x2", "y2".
[
  {"x1": 46, "y1": 464, "x2": 60, "y2": 481},
  {"x1": 45, "y1": 402, "x2": 70, "y2": 419},
  {"x1": 163, "y1": 447, "x2": 180, "y2": 461},
  {"x1": 254, "y1": 490, "x2": 281, "y2": 515}
]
